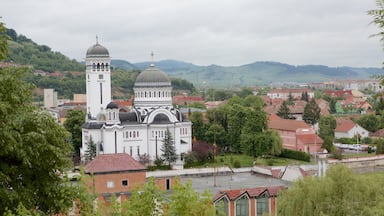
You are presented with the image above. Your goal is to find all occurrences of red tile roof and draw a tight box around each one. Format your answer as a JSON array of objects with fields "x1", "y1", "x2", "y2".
[
  {"x1": 335, "y1": 121, "x2": 356, "y2": 132},
  {"x1": 297, "y1": 134, "x2": 323, "y2": 144},
  {"x1": 215, "y1": 186, "x2": 286, "y2": 201},
  {"x1": 269, "y1": 118, "x2": 310, "y2": 131},
  {"x1": 84, "y1": 153, "x2": 146, "y2": 174},
  {"x1": 371, "y1": 128, "x2": 384, "y2": 137}
]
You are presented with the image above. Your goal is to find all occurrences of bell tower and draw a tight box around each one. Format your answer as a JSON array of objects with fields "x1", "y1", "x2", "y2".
[{"x1": 85, "y1": 37, "x2": 111, "y2": 120}]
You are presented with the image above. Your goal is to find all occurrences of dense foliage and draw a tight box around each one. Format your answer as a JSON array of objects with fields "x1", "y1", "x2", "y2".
[
  {"x1": 278, "y1": 164, "x2": 384, "y2": 215},
  {"x1": 63, "y1": 109, "x2": 85, "y2": 159}
]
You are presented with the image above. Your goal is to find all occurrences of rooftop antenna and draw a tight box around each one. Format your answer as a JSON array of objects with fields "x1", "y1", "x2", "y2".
[{"x1": 150, "y1": 51, "x2": 155, "y2": 67}]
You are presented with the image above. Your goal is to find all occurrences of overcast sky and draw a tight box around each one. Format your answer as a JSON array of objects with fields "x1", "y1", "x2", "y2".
[{"x1": 1, "y1": 0, "x2": 383, "y2": 67}]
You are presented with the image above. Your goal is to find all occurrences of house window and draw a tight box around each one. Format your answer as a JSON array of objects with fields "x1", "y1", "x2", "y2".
[
  {"x1": 166, "y1": 179, "x2": 171, "y2": 190},
  {"x1": 257, "y1": 194, "x2": 269, "y2": 216},
  {"x1": 215, "y1": 198, "x2": 229, "y2": 216},
  {"x1": 130, "y1": 146, "x2": 133, "y2": 156},
  {"x1": 137, "y1": 146, "x2": 140, "y2": 156},
  {"x1": 122, "y1": 179, "x2": 128, "y2": 187},
  {"x1": 235, "y1": 195, "x2": 249, "y2": 216},
  {"x1": 107, "y1": 181, "x2": 114, "y2": 188}
]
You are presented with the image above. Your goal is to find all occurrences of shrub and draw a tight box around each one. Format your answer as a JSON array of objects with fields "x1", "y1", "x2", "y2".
[
  {"x1": 280, "y1": 149, "x2": 310, "y2": 162},
  {"x1": 330, "y1": 148, "x2": 343, "y2": 160},
  {"x1": 232, "y1": 160, "x2": 241, "y2": 168}
]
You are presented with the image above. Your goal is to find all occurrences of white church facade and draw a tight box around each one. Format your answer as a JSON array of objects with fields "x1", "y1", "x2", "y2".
[{"x1": 80, "y1": 41, "x2": 192, "y2": 164}]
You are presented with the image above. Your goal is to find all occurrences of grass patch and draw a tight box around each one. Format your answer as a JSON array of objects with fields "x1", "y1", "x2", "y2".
[{"x1": 188, "y1": 154, "x2": 313, "y2": 168}]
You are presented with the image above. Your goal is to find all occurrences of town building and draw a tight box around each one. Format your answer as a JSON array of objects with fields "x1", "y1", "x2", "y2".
[
  {"x1": 80, "y1": 41, "x2": 192, "y2": 164},
  {"x1": 267, "y1": 88, "x2": 314, "y2": 100},
  {"x1": 334, "y1": 120, "x2": 369, "y2": 139},
  {"x1": 268, "y1": 114, "x2": 323, "y2": 154},
  {"x1": 213, "y1": 186, "x2": 285, "y2": 216},
  {"x1": 84, "y1": 153, "x2": 147, "y2": 203}
]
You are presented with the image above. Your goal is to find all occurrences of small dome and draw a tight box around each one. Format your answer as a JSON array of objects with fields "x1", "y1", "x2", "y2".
[
  {"x1": 135, "y1": 65, "x2": 170, "y2": 85},
  {"x1": 86, "y1": 43, "x2": 109, "y2": 57},
  {"x1": 152, "y1": 113, "x2": 171, "y2": 124},
  {"x1": 106, "y1": 102, "x2": 118, "y2": 109}
]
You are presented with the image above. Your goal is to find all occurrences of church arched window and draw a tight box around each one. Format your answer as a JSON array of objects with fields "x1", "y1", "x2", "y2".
[
  {"x1": 92, "y1": 63, "x2": 96, "y2": 70},
  {"x1": 105, "y1": 63, "x2": 109, "y2": 70},
  {"x1": 97, "y1": 63, "x2": 100, "y2": 70},
  {"x1": 145, "y1": 92, "x2": 147, "y2": 98},
  {"x1": 101, "y1": 63, "x2": 104, "y2": 71},
  {"x1": 158, "y1": 91, "x2": 161, "y2": 97}
]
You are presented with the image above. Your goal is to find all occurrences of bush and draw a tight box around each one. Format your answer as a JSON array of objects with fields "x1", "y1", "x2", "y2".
[
  {"x1": 280, "y1": 149, "x2": 310, "y2": 162},
  {"x1": 330, "y1": 148, "x2": 343, "y2": 160},
  {"x1": 232, "y1": 160, "x2": 241, "y2": 168}
]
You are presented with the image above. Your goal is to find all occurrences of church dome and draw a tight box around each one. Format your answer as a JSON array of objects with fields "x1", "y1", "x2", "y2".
[
  {"x1": 135, "y1": 65, "x2": 171, "y2": 86},
  {"x1": 106, "y1": 102, "x2": 118, "y2": 109},
  {"x1": 86, "y1": 42, "x2": 109, "y2": 57}
]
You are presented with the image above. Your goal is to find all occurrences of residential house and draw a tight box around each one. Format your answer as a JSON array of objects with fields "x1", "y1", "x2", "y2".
[
  {"x1": 370, "y1": 128, "x2": 384, "y2": 139},
  {"x1": 334, "y1": 121, "x2": 369, "y2": 140},
  {"x1": 268, "y1": 114, "x2": 323, "y2": 154},
  {"x1": 84, "y1": 153, "x2": 147, "y2": 203},
  {"x1": 267, "y1": 88, "x2": 314, "y2": 100},
  {"x1": 213, "y1": 186, "x2": 286, "y2": 216}
]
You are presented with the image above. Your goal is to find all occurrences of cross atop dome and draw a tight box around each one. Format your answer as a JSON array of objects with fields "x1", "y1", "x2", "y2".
[{"x1": 150, "y1": 51, "x2": 155, "y2": 67}]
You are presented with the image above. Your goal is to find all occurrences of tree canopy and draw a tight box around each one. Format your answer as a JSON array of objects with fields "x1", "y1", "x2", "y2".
[{"x1": 278, "y1": 164, "x2": 384, "y2": 215}]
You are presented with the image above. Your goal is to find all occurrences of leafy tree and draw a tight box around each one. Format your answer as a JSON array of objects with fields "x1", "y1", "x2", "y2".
[
  {"x1": 329, "y1": 97, "x2": 337, "y2": 114},
  {"x1": 278, "y1": 164, "x2": 384, "y2": 215},
  {"x1": 63, "y1": 109, "x2": 85, "y2": 158},
  {"x1": 122, "y1": 177, "x2": 164, "y2": 216},
  {"x1": 301, "y1": 91, "x2": 309, "y2": 101},
  {"x1": 166, "y1": 179, "x2": 215, "y2": 216},
  {"x1": 227, "y1": 104, "x2": 247, "y2": 152},
  {"x1": 277, "y1": 100, "x2": 292, "y2": 119},
  {"x1": 187, "y1": 102, "x2": 206, "y2": 109},
  {"x1": 0, "y1": 67, "x2": 74, "y2": 214},
  {"x1": 241, "y1": 130, "x2": 282, "y2": 157},
  {"x1": 303, "y1": 98, "x2": 321, "y2": 125},
  {"x1": 205, "y1": 123, "x2": 226, "y2": 148},
  {"x1": 287, "y1": 92, "x2": 295, "y2": 105},
  {"x1": 368, "y1": 0, "x2": 384, "y2": 49},
  {"x1": 318, "y1": 115, "x2": 336, "y2": 152},
  {"x1": 357, "y1": 114, "x2": 381, "y2": 132},
  {"x1": 189, "y1": 111, "x2": 205, "y2": 141},
  {"x1": 236, "y1": 87, "x2": 253, "y2": 98},
  {"x1": 0, "y1": 18, "x2": 9, "y2": 60},
  {"x1": 161, "y1": 128, "x2": 177, "y2": 165}
]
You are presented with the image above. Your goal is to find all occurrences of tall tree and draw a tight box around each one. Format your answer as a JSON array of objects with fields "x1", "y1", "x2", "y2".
[
  {"x1": 303, "y1": 98, "x2": 321, "y2": 125},
  {"x1": 189, "y1": 111, "x2": 205, "y2": 141},
  {"x1": 329, "y1": 97, "x2": 337, "y2": 114},
  {"x1": 227, "y1": 104, "x2": 247, "y2": 152},
  {"x1": 0, "y1": 67, "x2": 74, "y2": 214},
  {"x1": 277, "y1": 100, "x2": 292, "y2": 119},
  {"x1": 63, "y1": 109, "x2": 85, "y2": 158},
  {"x1": 161, "y1": 128, "x2": 177, "y2": 165},
  {"x1": 85, "y1": 135, "x2": 96, "y2": 162},
  {"x1": 318, "y1": 115, "x2": 337, "y2": 152}
]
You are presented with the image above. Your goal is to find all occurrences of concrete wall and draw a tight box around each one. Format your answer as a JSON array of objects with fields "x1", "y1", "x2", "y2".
[{"x1": 328, "y1": 155, "x2": 384, "y2": 168}]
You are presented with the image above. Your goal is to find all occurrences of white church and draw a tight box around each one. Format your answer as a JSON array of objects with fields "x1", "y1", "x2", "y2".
[{"x1": 80, "y1": 40, "x2": 192, "y2": 165}]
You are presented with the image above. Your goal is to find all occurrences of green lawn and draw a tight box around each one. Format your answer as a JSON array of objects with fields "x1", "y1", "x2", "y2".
[{"x1": 191, "y1": 154, "x2": 313, "y2": 168}]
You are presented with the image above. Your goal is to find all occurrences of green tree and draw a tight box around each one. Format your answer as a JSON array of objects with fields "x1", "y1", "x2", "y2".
[
  {"x1": 277, "y1": 100, "x2": 292, "y2": 119},
  {"x1": 161, "y1": 128, "x2": 177, "y2": 165},
  {"x1": 205, "y1": 123, "x2": 226, "y2": 147},
  {"x1": 278, "y1": 164, "x2": 384, "y2": 215},
  {"x1": 0, "y1": 18, "x2": 9, "y2": 60},
  {"x1": 0, "y1": 66, "x2": 74, "y2": 214},
  {"x1": 357, "y1": 114, "x2": 381, "y2": 132},
  {"x1": 85, "y1": 136, "x2": 96, "y2": 162},
  {"x1": 303, "y1": 98, "x2": 321, "y2": 125},
  {"x1": 329, "y1": 97, "x2": 337, "y2": 114},
  {"x1": 63, "y1": 109, "x2": 85, "y2": 158},
  {"x1": 189, "y1": 111, "x2": 205, "y2": 141},
  {"x1": 318, "y1": 115, "x2": 336, "y2": 152},
  {"x1": 301, "y1": 91, "x2": 309, "y2": 101},
  {"x1": 122, "y1": 177, "x2": 164, "y2": 216},
  {"x1": 166, "y1": 179, "x2": 215, "y2": 216},
  {"x1": 368, "y1": 0, "x2": 384, "y2": 49},
  {"x1": 227, "y1": 104, "x2": 247, "y2": 152}
]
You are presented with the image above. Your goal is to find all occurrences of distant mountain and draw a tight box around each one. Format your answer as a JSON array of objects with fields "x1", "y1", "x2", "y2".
[
  {"x1": 116, "y1": 59, "x2": 383, "y2": 88},
  {"x1": 111, "y1": 59, "x2": 138, "y2": 71}
]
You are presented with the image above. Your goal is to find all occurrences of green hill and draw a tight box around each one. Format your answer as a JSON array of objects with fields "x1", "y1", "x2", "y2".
[{"x1": 5, "y1": 28, "x2": 85, "y2": 72}]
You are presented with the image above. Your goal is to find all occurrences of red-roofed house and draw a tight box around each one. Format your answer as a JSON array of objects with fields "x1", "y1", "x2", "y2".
[
  {"x1": 334, "y1": 121, "x2": 369, "y2": 139},
  {"x1": 173, "y1": 95, "x2": 204, "y2": 106},
  {"x1": 213, "y1": 186, "x2": 285, "y2": 216},
  {"x1": 84, "y1": 153, "x2": 147, "y2": 203},
  {"x1": 269, "y1": 115, "x2": 323, "y2": 154}
]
